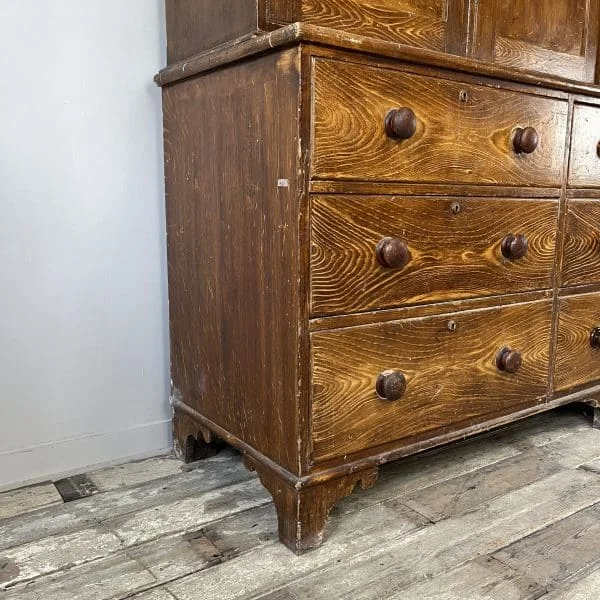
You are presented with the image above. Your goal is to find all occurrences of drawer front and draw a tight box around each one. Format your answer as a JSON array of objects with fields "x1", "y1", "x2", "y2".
[
  {"x1": 311, "y1": 195, "x2": 557, "y2": 316},
  {"x1": 555, "y1": 293, "x2": 600, "y2": 391},
  {"x1": 312, "y1": 59, "x2": 568, "y2": 186},
  {"x1": 562, "y1": 199, "x2": 600, "y2": 287},
  {"x1": 312, "y1": 301, "x2": 551, "y2": 462},
  {"x1": 569, "y1": 104, "x2": 600, "y2": 187}
]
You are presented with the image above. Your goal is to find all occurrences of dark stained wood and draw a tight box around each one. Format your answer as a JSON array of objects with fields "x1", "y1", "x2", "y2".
[
  {"x1": 569, "y1": 103, "x2": 600, "y2": 187},
  {"x1": 555, "y1": 293, "x2": 600, "y2": 391},
  {"x1": 163, "y1": 1, "x2": 599, "y2": 83},
  {"x1": 163, "y1": 48, "x2": 306, "y2": 475},
  {"x1": 268, "y1": 0, "x2": 469, "y2": 54},
  {"x1": 472, "y1": 0, "x2": 600, "y2": 82},
  {"x1": 562, "y1": 199, "x2": 600, "y2": 287},
  {"x1": 309, "y1": 290, "x2": 553, "y2": 332},
  {"x1": 244, "y1": 454, "x2": 378, "y2": 553},
  {"x1": 311, "y1": 195, "x2": 557, "y2": 316},
  {"x1": 159, "y1": 3, "x2": 600, "y2": 555},
  {"x1": 310, "y1": 181, "x2": 562, "y2": 197},
  {"x1": 165, "y1": 0, "x2": 260, "y2": 64},
  {"x1": 312, "y1": 59, "x2": 568, "y2": 186},
  {"x1": 156, "y1": 24, "x2": 600, "y2": 94},
  {"x1": 269, "y1": 0, "x2": 467, "y2": 54},
  {"x1": 311, "y1": 301, "x2": 552, "y2": 462},
  {"x1": 164, "y1": 0, "x2": 470, "y2": 66}
]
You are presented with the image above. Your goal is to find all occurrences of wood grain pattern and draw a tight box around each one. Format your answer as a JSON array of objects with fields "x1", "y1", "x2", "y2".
[
  {"x1": 245, "y1": 455, "x2": 378, "y2": 554},
  {"x1": 311, "y1": 301, "x2": 552, "y2": 462},
  {"x1": 555, "y1": 293, "x2": 600, "y2": 391},
  {"x1": 562, "y1": 199, "x2": 600, "y2": 287},
  {"x1": 268, "y1": 0, "x2": 468, "y2": 54},
  {"x1": 473, "y1": 0, "x2": 599, "y2": 82},
  {"x1": 569, "y1": 103, "x2": 600, "y2": 187},
  {"x1": 310, "y1": 195, "x2": 558, "y2": 316},
  {"x1": 163, "y1": 49, "x2": 305, "y2": 474},
  {"x1": 156, "y1": 24, "x2": 600, "y2": 95},
  {"x1": 311, "y1": 59, "x2": 568, "y2": 186},
  {"x1": 165, "y1": 0, "x2": 260, "y2": 63}
]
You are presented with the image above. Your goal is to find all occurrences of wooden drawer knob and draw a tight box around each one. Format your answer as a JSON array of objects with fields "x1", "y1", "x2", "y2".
[
  {"x1": 376, "y1": 370, "x2": 407, "y2": 401},
  {"x1": 496, "y1": 347, "x2": 522, "y2": 374},
  {"x1": 376, "y1": 237, "x2": 411, "y2": 270},
  {"x1": 385, "y1": 108, "x2": 417, "y2": 140},
  {"x1": 501, "y1": 234, "x2": 529, "y2": 260},
  {"x1": 512, "y1": 127, "x2": 539, "y2": 154},
  {"x1": 590, "y1": 328, "x2": 600, "y2": 348}
]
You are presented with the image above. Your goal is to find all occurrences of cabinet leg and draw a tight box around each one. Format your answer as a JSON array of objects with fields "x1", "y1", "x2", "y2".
[{"x1": 245, "y1": 456, "x2": 378, "y2": 554}]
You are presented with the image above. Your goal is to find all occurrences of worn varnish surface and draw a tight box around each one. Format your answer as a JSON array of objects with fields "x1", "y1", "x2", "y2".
[
  {"x1": 568, "y1": 103, "x2": 600, "y2": 187},
  {"x1": 312, "y1": 59, "x2": 569, "y2": 185},
  {"x1": 163, "y1": 49, "x2": 304, "y2": 473},
  {"x1": 311, "y1": 301, "x2": 552, "y2": 462},
  {"x1": 562, "y1": 199, "x2": 600, "y2": 287},
  {"x1": 164, "y1": 0, "x2": 600, "y2": 83},
  {"x1": 311, "y1": 195, "x2": 558, "y2": 316},
  {"x1": 165, "y1": 0, "x2": 260, "y2": 63},
  {"x1": 555, "y1": 293, "x2": 600, "y2": 391},
  {"x1": 159, "y1": 2, "x2": 600, "y2": 552},
  {"x1": 473, "y1": 0, "x2": 600, "y2": 82},
  {"x1": 270, "y1": 0, "x2": 468, "y2": 55}
]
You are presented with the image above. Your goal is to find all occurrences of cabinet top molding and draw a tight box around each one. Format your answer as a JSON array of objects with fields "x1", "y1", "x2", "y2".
[
  {"x1": 156, "y1": 22, "x2": 600, "y2": 98},
  {"x1": 163, "y1": 0, "x2": 600, "y2": 85}
]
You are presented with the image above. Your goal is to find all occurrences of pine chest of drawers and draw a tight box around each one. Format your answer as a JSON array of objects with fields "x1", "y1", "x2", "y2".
[{"x1": 157, "y1": 1, "x2": 600, "y2": 553}]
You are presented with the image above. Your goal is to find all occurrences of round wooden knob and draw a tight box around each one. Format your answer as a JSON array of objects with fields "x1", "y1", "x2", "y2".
[
  {"x1": 376, "y1": 371, "x2": 407, "y2": 401},
  {"x1": 385, "y1": 108, "x2": 417, "y2": 140},
  {"x1": 590, "y1": 328, "x2": 600, "y2": 349},
  {"x1": 496, "y1": 347, "x2": 522, "y2": 374},
  {"x1": 376, "y1": 237, "x2": 411, "y2": 270},
  {"x1": 501, "y1": 234, "x2": 529, "y2": 260},
  {"x1": 513, "y1": 127, "x2": 539, "y2": 154}
]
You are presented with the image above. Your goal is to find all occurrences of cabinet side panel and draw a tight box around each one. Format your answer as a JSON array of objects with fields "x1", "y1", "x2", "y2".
[
  {"x1": 163, "y1": 49, "x2": 304, "y2": 473},
  {"x1": 166, "y1": 0, "x2": 259, "y2": 63}
]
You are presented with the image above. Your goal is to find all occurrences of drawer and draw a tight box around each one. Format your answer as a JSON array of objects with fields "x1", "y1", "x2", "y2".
[
  {"x1": 555, "y1": 293, "x2": 600, "y2": 391},
  {"x1": 312, "y1": 300, "x2": 552, "y2": 462},
  {"x1": 311, "y1": 195, "x2": 558, "y2": 316},
  {"x1": 312, "y1": 59, "x2": 568, "y2": 186},
  {"x1": 562, "y1": 199, "x2": 600, "y2": 287},
  {"x1": 569, "y1": 104, "x2": 600, "y2": 187}
]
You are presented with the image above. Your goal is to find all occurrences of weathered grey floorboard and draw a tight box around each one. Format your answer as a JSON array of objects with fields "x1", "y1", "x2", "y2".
[
  {"x1": 0, "y1": 477, "x2": 271, "y2": 590},
  {"x1": 0, "y1": 483, "x2": 62, "y2": 520},
  {"x1": 542, "y1": 567, "x2": 600, "y2": 599},
  {"x1": 388, "y1": 556, "x2": 546, "y2": 600},
  {"x1": 1, "y1": 408, "x2": 598, "y2": 600},
  {"x1": 401, "y1": 427, "x2": 600, "y2": 522},
  {"x1": 493, "y1": 504, "x2": 600, "y2": 591},
  {"x1": 0, "y1": 452, "x2": 251, "y2": 552},
  {"x1": 87, "y1": 455, "x2": 183, "y2": 493},
  {"x1": 232, "y1": 469, "x2": 600, "y2": 600},
  {"x1": 3, "y1": 410, "x2": 582, "y2": 594}
]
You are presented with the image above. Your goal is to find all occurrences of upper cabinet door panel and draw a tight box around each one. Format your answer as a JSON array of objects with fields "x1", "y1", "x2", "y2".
[
  {"x1": 472, "y1": 0, "x2": 600, "y2": 82},
  {"x1": 267, "y1": 0, "x2": 469, "y2": 54}
]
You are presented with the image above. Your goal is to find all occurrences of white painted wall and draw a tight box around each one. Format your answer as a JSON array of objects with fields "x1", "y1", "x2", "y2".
[{"x1": 0, "y1": 1, "x2": 170, "y2": 490}]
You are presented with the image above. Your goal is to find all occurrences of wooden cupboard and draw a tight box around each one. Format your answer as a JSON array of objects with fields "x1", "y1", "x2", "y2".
[{"x1": 157, "y1": 1, "x2": 600, "y2": 553}]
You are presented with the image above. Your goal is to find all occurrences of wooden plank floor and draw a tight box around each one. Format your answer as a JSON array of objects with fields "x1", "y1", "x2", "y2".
[{"x1": 2, "y1": 405, "x2": 600, "y2": 599}]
